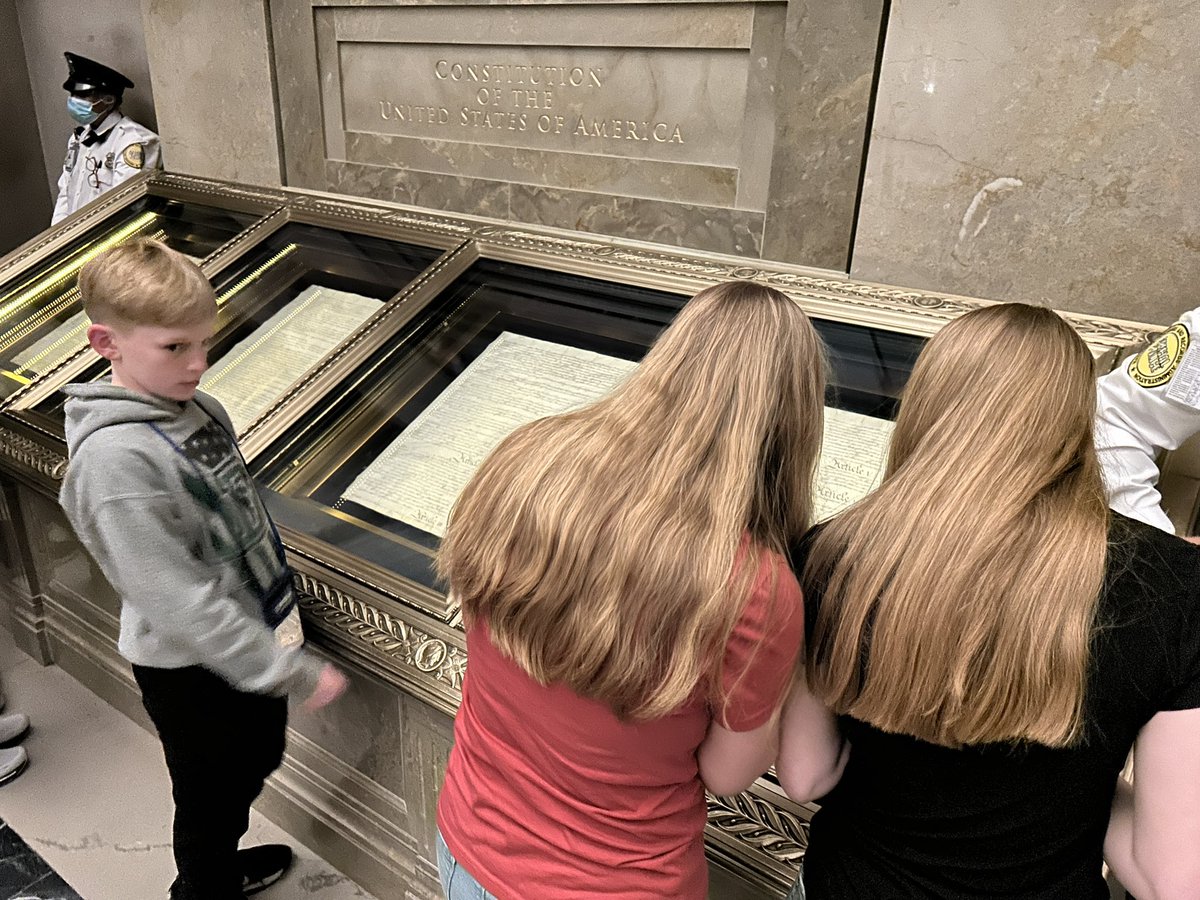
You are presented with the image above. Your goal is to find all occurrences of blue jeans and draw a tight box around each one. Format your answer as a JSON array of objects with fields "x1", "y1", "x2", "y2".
[
  {"x1": 437, "y1": 830, "x2": 497, "y2": 900},
  {"x1": 785, "y1": 866, "x2": 806, "y2": 900}
]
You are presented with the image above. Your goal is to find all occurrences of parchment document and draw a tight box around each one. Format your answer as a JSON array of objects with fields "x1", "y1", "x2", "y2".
[
  {"x1": 201, "y1": 286, "x2": 382, "y2": 433},
  {"x1": 11, "y1": 309, "x2": 89, "y2": 376},
  {"x1": 815, "y1": 407, "x2": 894, "y2": 521},
  {"x1": 341, "y1": 332, "x2": 637, "y2": 536}
]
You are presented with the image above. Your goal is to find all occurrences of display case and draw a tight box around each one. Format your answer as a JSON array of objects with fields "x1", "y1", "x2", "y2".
[
  {"x1": 243, "y1": 254, "x2": 926, "y2": 629},
  {"x1": 0, "y1": 189, "x2": 277, "y2": 405},
  {"x1": 20, "y1": 221, "x2": 447, "y2": 432},
  {"x1": 0, "y1": 172, "x2": 1157, "y2": 900}
]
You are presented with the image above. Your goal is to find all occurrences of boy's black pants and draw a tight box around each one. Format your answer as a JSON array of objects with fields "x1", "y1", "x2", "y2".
[{"x1": 133, "y1": 664, "x2": 288, "y2": 900}]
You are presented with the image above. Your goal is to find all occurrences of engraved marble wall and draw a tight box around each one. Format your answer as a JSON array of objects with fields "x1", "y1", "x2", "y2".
[
  {"x1": 140, "y1": 0, "x2": 283, "y2": 186},
  {"x1": 270, "y1": 0, "x2": 880, "y2": 266},
  {"x1": 851, "y1": 0, "x2": 1200, "y2": 324}
]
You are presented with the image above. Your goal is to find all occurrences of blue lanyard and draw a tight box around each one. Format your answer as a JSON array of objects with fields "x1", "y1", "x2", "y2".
[{"x1": 145, "y1": 407, "x2": 290, "y2": 570}]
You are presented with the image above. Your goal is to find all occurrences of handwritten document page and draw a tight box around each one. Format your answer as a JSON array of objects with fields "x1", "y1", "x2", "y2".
[
  {"x1": 815, "y1": 406, "x2": 895, "y2": 521},
  {"x1": 11, "y1": 309, "x2": 89, "y2": 376},
  {"x1": 200, "y1": 286, "x2": 382, "y2": 433},
  {"x1": 341, "y1": 332, "x2": 638, "y2": 537}
]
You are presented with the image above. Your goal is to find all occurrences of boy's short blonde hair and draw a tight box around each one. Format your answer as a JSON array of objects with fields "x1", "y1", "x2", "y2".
[{"x1": 79, "y1": 238, "x2": 217, "y2": 327}]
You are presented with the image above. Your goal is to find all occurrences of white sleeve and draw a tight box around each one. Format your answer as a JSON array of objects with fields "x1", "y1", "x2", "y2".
[
  {"x1": 1096, "y1": 309, "x2": 1200, "y2": 533},
  {"x1": 111, "y1": 134, "x2": 160, "y2": 187},
  {"x1": 50, "y1": 149, "x2": 72, "y2": 225}
]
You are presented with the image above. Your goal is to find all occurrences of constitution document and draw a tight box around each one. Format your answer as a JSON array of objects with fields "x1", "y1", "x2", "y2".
[
  {"x1": 341, "y1": 332, "x2": 638, "y2": 536},
  {"x1": 815, "y1": 407, "x2": 894, "y2": 521},
  {"x1": 11, "y1": 308, "x2": 88, "y2": 376},
  {"x1": 201, "y1": 286, "x2": 383, "y2": 433}
]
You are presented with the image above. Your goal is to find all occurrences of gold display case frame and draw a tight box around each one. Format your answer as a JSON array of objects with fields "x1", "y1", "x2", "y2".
[{"x1": 0, "y1": 171, "x2": 1160, "y2": 898}]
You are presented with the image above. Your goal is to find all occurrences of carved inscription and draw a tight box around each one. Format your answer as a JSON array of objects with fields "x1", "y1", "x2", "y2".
[
  {"x1": 340, "y1": 45, "x2": 746, "y2": 167},
  {"x1": 377, "y1": 59, "x2": 685, "y2": 146}
]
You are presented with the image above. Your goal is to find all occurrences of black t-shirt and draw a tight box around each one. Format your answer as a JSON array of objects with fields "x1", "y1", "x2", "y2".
[{"x1": 791, "y1": 513, "x2": 1200, "y2": 899}]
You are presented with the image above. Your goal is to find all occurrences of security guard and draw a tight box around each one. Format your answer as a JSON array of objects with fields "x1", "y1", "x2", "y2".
[
  {"x1": 51, "y1": 52, "x2": 161, "y2": 225},
  {"x1": 1096, "y1": 308, "x2": 1200, "y2": 533}
]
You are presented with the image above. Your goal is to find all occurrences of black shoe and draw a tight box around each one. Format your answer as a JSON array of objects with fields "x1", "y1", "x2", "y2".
[{"x1": 240, "y1": 843, "x2": 293, "y2": 896}]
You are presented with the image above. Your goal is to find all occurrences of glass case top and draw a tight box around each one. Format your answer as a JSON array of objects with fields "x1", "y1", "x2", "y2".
[
  {"x1": 0, "y1": 195, "x2": 262, "y2": 401},
  {"x1": 250, "y1": 259, "x2": 924, "y2": 614},
  {"x1": 29, "y1": 221, "x2": 445, "y2": 427}
]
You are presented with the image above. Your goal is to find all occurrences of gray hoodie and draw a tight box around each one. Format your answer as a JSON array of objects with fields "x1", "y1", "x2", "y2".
[{"x1": 59, "y1": 382, "x2": 322, "y2": 697}]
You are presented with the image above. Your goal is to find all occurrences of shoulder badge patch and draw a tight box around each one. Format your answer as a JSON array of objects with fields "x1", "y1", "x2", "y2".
[
  {"x1": 1129, "y1": 323, "x2": 1190, "y2": 388},
  {"x1": 122, "y1": 143, "x2": 145, "y2": 169}
]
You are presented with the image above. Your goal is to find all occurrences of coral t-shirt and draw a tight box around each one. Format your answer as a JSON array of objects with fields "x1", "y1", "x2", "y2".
[{"x1": 437, "y1": 550, "x2": 804, "y2": 900}]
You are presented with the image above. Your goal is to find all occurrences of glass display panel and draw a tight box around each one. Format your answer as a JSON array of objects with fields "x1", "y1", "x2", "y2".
[
  {"x1": 30, "y1": 223, "x2": 444, "y2": 427},
  {"x1": 0, "y1": 195, "x2": 262, "y2": 400},
  {"x1": 250, "y1": 259, "x2": 924, "y2": 606}
]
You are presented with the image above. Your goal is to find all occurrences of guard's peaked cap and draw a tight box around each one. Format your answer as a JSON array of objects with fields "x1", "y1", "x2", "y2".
[{"x1": 62, "y1": 52, "x2": 134, "y2": 94}]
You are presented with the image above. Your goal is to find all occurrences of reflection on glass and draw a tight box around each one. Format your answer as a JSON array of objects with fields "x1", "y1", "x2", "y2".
[
  {"x1": 30, "y1": 222, "x2": 443, "y2": 426},
  {"x1": 250, "y1": 260, "x2": 923, "y2": 615},
  {"x1": 0, "y1": 196, "x2": 261, "y2": 399}
]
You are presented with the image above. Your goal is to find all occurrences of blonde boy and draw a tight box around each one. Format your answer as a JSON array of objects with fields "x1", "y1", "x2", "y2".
[{"x1": 58, "y1": 239, "x2": 345, "y2": 900}]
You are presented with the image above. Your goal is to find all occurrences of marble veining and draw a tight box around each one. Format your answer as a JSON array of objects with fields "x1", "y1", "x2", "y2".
[{"x1": 852, "y1": 0, "x2": 1200, "y2": 324}]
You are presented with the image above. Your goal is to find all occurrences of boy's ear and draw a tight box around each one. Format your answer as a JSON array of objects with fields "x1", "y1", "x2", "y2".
[{"x1": 87, "y1": 323, "x2": 120, "y2": 361}]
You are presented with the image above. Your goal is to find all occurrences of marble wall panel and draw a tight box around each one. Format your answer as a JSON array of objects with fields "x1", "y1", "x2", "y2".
[
  {"x1": 851, "y1": 0, "x2": 1200, "y2": 324},
  {"x1": 140, "y1": 0, "x2": 283, "y2": 186},
  {"x1": 327, "y1": 160, "x2": 512, "y2": 219},
  {"x1": 273, "y1": 0, "x2": 804, "y2": 257},
  {"x1": 510, "y1": 183, "x2": 766, "y2": 256},
  {"x1": 287, "y1": 651, "x2": 410, "y2": 802},
  {"x1": 762, "y1": 0, "x2": 886, "y2": 270},
  {"x1": 15, "y1": 0, "x2": 157, "y2": 194},
  {"x1": 343, "y1": 132, "x2": 739, "y2": 208}
]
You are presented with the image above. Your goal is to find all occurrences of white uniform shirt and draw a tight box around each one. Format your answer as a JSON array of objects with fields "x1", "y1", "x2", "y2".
[
  {"x1": 1096, "y1": 308, "x2": 1200, "y2": 533},
  {"x1": 51, "y1": 110, "x2": 162, "y2": 225}
]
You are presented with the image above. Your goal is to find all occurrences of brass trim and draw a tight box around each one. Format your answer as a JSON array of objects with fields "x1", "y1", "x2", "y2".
[
  {"x1": 472, "y1": 224, "x2": 1154, "y2": 349},
  {"x1": 238, "y1": 238, "x2": 477, "y2": 456},
  {"x1": 284, "y1": 189, "x2": 474, "y2": 244},
  {"x1": 291, "y1": 567, "x2": 465, "y2": 718},
  {"x1": 0, "y1": 425, "x2": 68, "y2": 483},
  {"x1": 0, "y1": 173, "x2": 155, "y2": 274}
]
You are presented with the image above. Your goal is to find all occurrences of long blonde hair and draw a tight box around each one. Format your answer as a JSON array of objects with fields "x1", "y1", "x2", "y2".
[
  {"x1": 438, "y1": 281, "x2": 826, "y2": 720},
  {"x1": 805, "y1": 303, "x2": 1108, "y2": 748}
]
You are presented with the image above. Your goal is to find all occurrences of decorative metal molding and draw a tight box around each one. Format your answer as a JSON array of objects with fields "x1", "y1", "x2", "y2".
[
  {"x1": 473, "y1": 226, "x2": 1154, "y2": 349},
  {"x1": 198, "y1": 206, "x2": 288, "y2": 274},
  {"x1": 243, "y1": 239, "x2": 472, "y2": 440},
  {"x1": 0, "y1": 176, "x2": 150, "y2": 273},
  {"x1": 706, "y1": 790, "x2": 810, "y2": 872},
  {"x1": 154, "y1": 172, "x2": 291, "y2": 207},
  {"x1": 286, "y1": 192, "x2": 473, "y2": 239},
  {"x1": 0, "y1": 427, "x2": 67, "y2": 482},
  {"x1": 293, "y1": 569, "x2": 466, "y2": 695}
]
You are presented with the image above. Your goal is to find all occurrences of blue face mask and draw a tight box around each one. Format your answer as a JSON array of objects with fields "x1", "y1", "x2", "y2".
[{"x1": 67, "y1": 96, "x2": 100, "y2": 126}]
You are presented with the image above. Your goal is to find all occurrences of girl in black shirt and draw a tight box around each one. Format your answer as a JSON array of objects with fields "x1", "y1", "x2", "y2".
[{"x1": 777, "y1": 303, "x2": 1200, "y2": 899}]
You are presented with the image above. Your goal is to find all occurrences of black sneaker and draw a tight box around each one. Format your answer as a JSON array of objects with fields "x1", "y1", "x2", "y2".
[{"x1": 240, "y1": 843, "x2": 293, "y2": 896}]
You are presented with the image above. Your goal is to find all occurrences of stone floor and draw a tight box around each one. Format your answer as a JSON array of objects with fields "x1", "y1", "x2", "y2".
[{"x1": 0, "y1": 625, "x2": 376, "y2": 900}]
